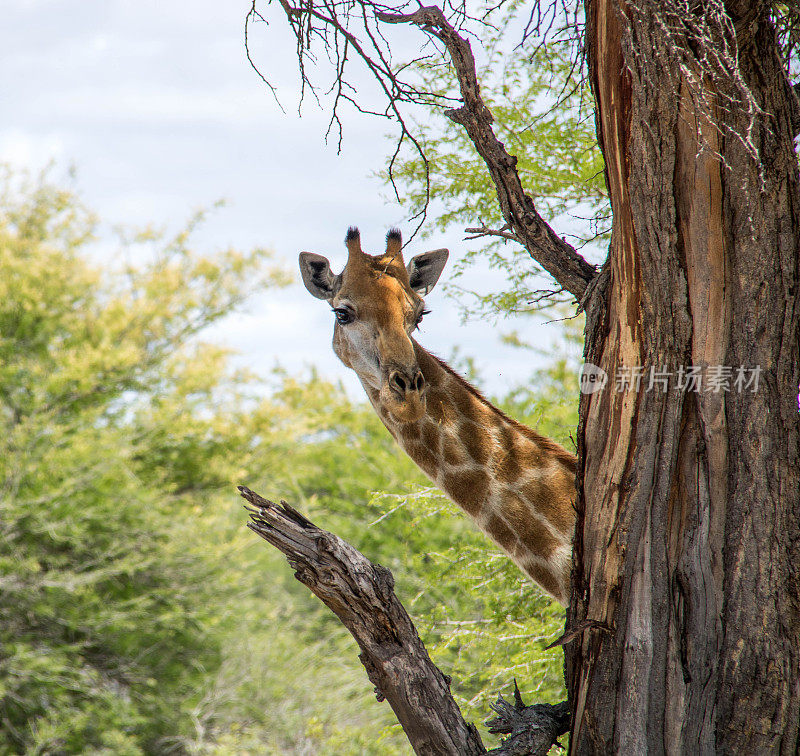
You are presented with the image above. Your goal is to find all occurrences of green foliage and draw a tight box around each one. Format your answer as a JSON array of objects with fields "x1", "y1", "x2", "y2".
[
  {"x1": 0, "y1": 169, "x2": 420, "y2": 755},
  {"x1": 383, "y1": 0, "x2": 607, "y2": 319},
  {"x1": 0, "y1": 169, "x2": 580, "y2": 754},
  {"x1": 0, "y1": 169, "x2": 285, "y2": 754}
]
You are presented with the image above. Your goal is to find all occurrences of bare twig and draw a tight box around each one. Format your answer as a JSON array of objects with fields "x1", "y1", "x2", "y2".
[
  {"x1": 244, "y1": 5, "x2": 284, "y2": 110},
  {"x1": 544, "y1": 618, "x2": 612, "y2": 649},
  {"x1": 464, "y1": 222, "x2": 520, "y2": 242},
  {"x1": 376, "y1": 5, "x2": 598, "y2": 302}
]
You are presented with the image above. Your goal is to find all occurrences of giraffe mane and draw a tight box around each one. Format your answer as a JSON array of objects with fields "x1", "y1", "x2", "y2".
[{"x1": 423, "y1": 348, "x2": 577, "y2": 472}]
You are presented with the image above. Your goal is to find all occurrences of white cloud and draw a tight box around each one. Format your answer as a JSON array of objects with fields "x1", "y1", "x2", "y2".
[
  {"x1": 0, "y1": 130, "x2": 66, "y2": 168},
  {"x1": 43, "y1": 86, "x2": 276, "y2": 126}
]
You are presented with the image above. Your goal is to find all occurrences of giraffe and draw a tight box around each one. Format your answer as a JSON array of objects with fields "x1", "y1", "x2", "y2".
[{"x1": 299, "y1": 227, "x2": 576, "y2": 605}]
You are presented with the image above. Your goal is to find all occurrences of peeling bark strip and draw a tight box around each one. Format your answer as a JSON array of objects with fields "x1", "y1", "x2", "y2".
[
  {"x1": 240, "y1": 486, "x2": 570, "y2": 756},
  {"x1": 376, "y1": 6, "x2": 598, "y2": 303}
]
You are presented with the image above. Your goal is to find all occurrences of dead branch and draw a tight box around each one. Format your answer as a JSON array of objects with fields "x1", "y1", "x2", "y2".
[
  {"x1": 241, "y1": 485, "x2": 486, "y2": 755},
  {"x1": 240, "y1": 485, "x2": 569, "y2": 756}
]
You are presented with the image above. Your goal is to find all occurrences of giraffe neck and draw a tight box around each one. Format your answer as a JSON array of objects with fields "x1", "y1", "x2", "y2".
[{"x1": 360, "y1": 341, "x2": 576, "y2": 605}]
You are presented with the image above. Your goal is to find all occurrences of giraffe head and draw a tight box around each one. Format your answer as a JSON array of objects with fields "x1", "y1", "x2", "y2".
[{"x1": 299, "y1": 227, "x2": 449, "y2": 423}]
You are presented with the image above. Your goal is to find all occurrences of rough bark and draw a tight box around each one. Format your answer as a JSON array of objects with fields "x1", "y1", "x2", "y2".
[
  {"x1": 241, "y1": 486, "x2": 568, "y2": 756},
  {"x1": 568, "y1": 2, "x2": 800, "y2": 753}
]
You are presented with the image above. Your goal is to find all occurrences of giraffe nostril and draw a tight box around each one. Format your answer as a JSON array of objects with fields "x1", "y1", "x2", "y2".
[
  {"x1": 389, "y1": 369, "x2": 424, "y2": 396},
  {"x1": 390, "y1": 371, "x2": 407, "y2": 393}
]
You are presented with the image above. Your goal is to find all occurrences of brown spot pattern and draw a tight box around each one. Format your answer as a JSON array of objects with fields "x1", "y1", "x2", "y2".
[
  {"x1": 421, "y1": 422, "x2": 440, "y2": 456},
  {"x1": 427, "y1": 388, "x2": 455, "y2": 425},
  {"x1": 441, "y1": 469, "x2": 489, "y2": 516},
  {"x1": 521, "y1": 474, "x2": 575, "y2": 535},
  {"x1": 522, "y1": 561, "x2": 563, "y2": 600},
  {"x1": 499, "y1": 491, "x2": 561, "y2": 560},
  {"x1": 398, "y1": 422, "x2": 419, "y2": 442},
  {"x1": 495, "y1": 448, "x2": 523, "y2": 484},
  {"x1": 403, "y1": 440, "x2": 439, "y2": 478},
  {"x1": 462, "y1": 426, "x2": 492, "y2": 466},
  {"x1": 486, "y1": 513, "x2": 517, "y2": 550},
  {"x1": 442, "y1": 435, "x2": 467, "y2": 467},
  {"x1": 453, "y1": 392, "x2": 485, "y2": 425},
  {"x1": 498, "y1": 423, "x2": 518, "y2": 453}
]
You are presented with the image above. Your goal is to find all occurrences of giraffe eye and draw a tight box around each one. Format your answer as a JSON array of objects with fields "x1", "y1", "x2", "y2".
[
  {"x1": 333, "y1": 307, "x2": 354, "y2": 325},
  {"x1": 414, "y1": 309, "x2": 431, "y2": 329}
]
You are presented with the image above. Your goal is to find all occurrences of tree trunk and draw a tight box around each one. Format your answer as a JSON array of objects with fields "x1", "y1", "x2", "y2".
[{"x1": 568, "y1": 2, "x2": 800, "y2": 753}]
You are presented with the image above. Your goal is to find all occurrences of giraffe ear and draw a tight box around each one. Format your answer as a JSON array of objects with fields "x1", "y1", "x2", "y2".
[
  {"x1": 407, "y1": 248, "x2": 449, "y2": 295},
  {"x1": 299, "y1": 252, "x2": 341, "y2": 301}
]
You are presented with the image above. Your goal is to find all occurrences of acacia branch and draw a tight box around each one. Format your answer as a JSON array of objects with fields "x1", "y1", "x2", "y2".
[
  {"x1": 376, "y1": 5, "x2": 598, "y2": 303},
  {"x1": 240, "y1": 485, "x2": 569, "y2": 756}
]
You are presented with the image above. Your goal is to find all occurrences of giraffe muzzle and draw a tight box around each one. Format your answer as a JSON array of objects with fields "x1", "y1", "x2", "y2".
[{"x1": 381, "y1": 367, "x2": 427, "y2": 423}]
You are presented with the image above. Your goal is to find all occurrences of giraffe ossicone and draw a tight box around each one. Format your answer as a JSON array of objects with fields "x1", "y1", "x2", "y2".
[{"x1": 299, "y1": 227, "x2": 576, "y2": 605}]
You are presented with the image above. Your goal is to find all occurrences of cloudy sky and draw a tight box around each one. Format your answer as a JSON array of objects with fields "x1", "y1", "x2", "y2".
[{"x1": 3, "y1": 0, "x2": 580, "y2": 397}]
